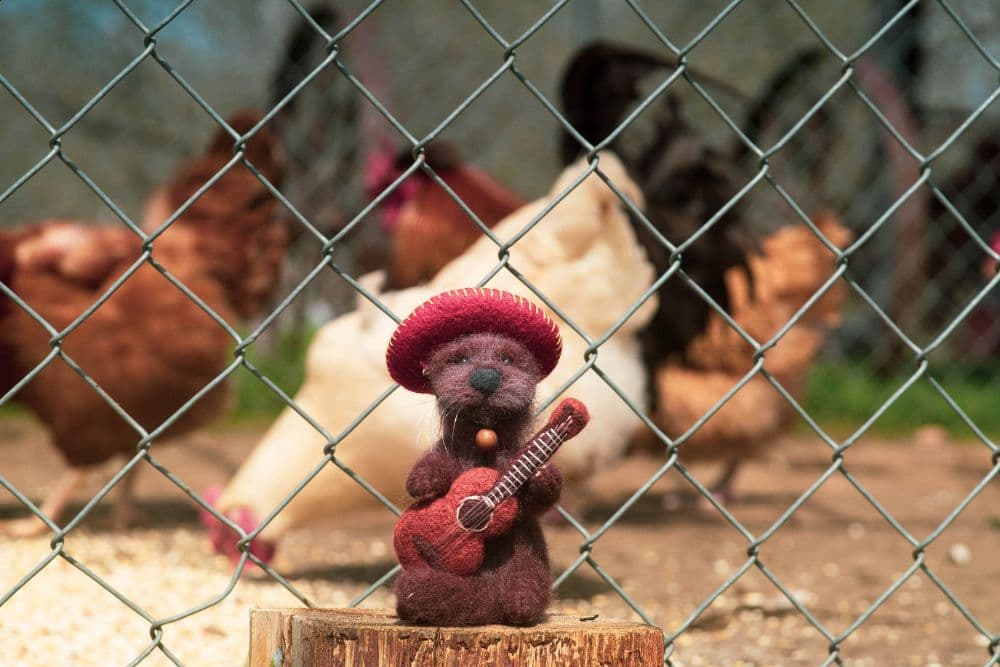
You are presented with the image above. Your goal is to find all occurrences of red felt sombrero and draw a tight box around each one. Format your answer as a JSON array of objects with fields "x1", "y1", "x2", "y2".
[{"x1": 386, "y1": 288, "x2": 563, "y2": 393}]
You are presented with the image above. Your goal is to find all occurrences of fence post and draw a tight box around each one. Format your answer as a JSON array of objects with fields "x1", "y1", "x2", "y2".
[{"x1": 249, "y1": 608, "x2": 664, "y2": 666}]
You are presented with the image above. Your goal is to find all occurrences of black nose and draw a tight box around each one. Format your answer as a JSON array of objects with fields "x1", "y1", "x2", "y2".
[{"x1": 469, "y1": 368, "x2": 502, "y2": 396}]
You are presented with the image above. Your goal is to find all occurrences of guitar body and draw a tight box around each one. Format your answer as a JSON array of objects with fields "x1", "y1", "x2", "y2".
[
  {"x1": 395, "y1": 398, "x2": 588, "y2": 579},
  {"x1": 394, "y1": 467, "x2": 519, "y2": 576}
]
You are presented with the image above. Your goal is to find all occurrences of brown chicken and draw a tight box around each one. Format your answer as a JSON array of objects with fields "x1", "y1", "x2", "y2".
[
  {"x1": 364, "y1": 142, "x2": 526, "y2": 289},
  {"x1": 559, "y1": 42, "x2": 852, "y2": 506},
  {"x1": 0, "y1": 111, "x2": 286, "y2": 536},
  {"x1": 649, "y1": 213, "x2": 851, "y2": 503}
]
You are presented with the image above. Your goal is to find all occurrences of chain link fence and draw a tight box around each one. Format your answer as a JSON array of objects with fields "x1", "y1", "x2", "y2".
[{"x1": 1, "y1": 1, "x2": 999, "y2": 665}]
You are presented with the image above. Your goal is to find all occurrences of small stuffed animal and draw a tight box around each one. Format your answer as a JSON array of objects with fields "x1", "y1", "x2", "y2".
[{"x1": 387, "y1": 288, "x2": 586, "y2": 626}]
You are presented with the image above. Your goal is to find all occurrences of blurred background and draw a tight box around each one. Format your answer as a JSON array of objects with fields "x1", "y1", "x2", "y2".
[
  {"x1": 2, "y1": 2, "x2": 999, "y2": 665},
  {"x1": 2, "y1": 0, "x2": 998, "y2": 436}
]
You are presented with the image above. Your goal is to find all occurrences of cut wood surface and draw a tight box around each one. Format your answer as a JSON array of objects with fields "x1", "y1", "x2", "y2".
[{"x1": 250, "y1": 607, "x2": 664, "y2": 666}]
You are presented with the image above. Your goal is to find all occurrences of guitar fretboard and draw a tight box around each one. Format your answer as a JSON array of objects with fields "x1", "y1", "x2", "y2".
[{"x1": 483, "y1": 421, "x2": 570, "y2": 507}]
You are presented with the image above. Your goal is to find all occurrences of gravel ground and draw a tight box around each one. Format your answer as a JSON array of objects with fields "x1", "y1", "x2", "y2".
[{"x1": 1, "y1": 417, "x2": 999, "y2": 666}]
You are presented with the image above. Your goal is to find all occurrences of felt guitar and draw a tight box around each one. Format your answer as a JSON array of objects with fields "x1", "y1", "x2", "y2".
[{"x1": 394, "y1": 398, "x2": 589, "y2": 576}]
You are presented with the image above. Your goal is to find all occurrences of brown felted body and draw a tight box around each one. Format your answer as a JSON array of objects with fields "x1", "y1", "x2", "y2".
[{"x1": 394, "y1": 333, "x2": 563, "y2": 626}]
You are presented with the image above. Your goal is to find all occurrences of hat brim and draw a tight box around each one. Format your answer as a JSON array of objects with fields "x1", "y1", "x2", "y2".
[{"x1": 386, "y1": 288, "x2": 563, "y2": 393}]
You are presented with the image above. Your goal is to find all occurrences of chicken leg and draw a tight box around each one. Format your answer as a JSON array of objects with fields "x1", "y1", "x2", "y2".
[
  {"x1": 0, "y1": 468, "x2": 86, "y2": 537},
  {"x1": 662, "y1": 457, "x2": 742, "y2": 511},
  {"x1": 111, "y1": 465, "x2": 146, "y2": 530},
  {"x1": 705, "y1": 457, "x2": 741, "y2": 505}
]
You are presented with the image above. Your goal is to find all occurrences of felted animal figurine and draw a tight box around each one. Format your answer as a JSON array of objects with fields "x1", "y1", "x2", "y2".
[
  {"x1": 387, "y1": 288, "x2": 587, "y2": 627},
  {"x1": 394, "y1": 398, "x2": 588, "y2": 576}
]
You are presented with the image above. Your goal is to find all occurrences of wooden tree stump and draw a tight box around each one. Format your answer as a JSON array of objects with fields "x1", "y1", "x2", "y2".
[{"x1": 250, "y1": 608, "x2": 664, "y2": 666}]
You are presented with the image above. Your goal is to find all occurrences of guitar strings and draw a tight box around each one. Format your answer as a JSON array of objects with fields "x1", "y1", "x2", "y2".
[
  {"x1": 421, "y1": 413, "x2": 579, "y2": 561},
  {"x1": 421, "y1": 450, "x2": 561, "y2": 562},
  {"x1": 422, "y1": 418, "x2": 576, "y2": 561}
]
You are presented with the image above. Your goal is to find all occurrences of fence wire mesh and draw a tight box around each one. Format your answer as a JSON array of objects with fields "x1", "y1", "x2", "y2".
[{"x1": 1, "y1": 1, "x2": 999, "y2": 665}]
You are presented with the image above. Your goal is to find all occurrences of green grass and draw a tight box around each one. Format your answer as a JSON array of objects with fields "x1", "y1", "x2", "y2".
[
  {"x1": 803, "y1": 360, "x2": 1000, "y2": 439},
  {"x1": 0, "y1": 402, "x2": 26, "y2": 418},
  {"x1": 230, "y1": 327, "x2": 314, "y2": 423}
]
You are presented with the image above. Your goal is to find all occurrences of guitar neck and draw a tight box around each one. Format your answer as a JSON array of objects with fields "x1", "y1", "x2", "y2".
[{"x1": 483, "y1": 422, "x2": 568, "y2": 507}]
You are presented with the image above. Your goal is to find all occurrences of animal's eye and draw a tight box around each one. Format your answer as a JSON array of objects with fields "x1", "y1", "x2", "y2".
[
  {"x1": 500, "y1": 353, "x2": 514, "y2": 364},
  {"x1": 449, "y1": 355, "x2": 470, "y2": 365}
]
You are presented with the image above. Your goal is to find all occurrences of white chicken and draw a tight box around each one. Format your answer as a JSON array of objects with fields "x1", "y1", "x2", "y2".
[{"x1": 205, "y1": 154, "x2": 657, "y2": 561}]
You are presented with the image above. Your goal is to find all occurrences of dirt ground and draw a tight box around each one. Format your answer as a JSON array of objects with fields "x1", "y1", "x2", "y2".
[{"x1": 1, "y1": 417, "x2": 998, "y2": 666}]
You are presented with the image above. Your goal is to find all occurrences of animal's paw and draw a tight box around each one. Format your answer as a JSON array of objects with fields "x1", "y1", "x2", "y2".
[
  {"x1": 498, "y1": 580, "x2": 550, "y2": 626},
  {"x1": 395, "y1": 568, "x2": 441, "y2": 624},
  {"x1": 520, "y1": 464, "x2": 563, "y2": 515},
  {"x1": 406, "y1": 457, "x2": 460, "y2": 500},
  {"x1": 483, "y1": 497, "x2": 519, "y2": 537},
  {"x1": 407, "y1": 471, "x2": 451, "y2": 501}
]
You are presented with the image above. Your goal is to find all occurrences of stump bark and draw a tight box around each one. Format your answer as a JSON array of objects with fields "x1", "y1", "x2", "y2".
[{"x1": 250, "y1": 608, "x2": 664, "y2": 666}]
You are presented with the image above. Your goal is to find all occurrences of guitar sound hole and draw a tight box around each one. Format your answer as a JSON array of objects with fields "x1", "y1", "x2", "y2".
[{"x1": 457, "y1": 497, "x2": 492, "y2": 532}]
